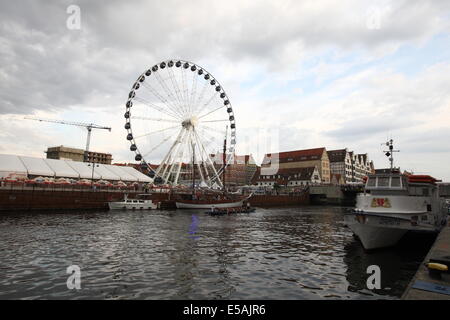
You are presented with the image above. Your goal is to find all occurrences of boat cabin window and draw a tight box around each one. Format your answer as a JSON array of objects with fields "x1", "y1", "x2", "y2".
[
  {"x1": 391, "y1": 176, "x2": 401, "y2": 187},
  {"x1": 367, "y1": 177, "x2": 376, "y2": 187},
  {"x1": 378, "y1": 177, "x2": 389, "y2": 187},
  {"x1": 366, "y1": 175, "x2": 405, "y2": 189}
]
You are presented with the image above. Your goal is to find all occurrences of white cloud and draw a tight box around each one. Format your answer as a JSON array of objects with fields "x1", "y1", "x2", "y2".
[{"x1": 0, "y1": 0, "x2": 449, "y2": 180}]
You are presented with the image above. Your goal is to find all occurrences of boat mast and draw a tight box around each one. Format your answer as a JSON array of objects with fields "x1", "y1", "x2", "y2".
[
  {"x1": 192, "y1": 142, "x2": 195, "y2": 191},
  {"x1": 383, "y1": 139, "x2": 400, "y2": 172},
  {"x1": 222, "y1": 125, "x2": 228, "y2": 192}
]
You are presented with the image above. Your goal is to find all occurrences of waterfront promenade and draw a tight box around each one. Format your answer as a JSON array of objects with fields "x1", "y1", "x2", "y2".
[{"x1": 402, "y1": 220, "x2": 450, "y2": 300}]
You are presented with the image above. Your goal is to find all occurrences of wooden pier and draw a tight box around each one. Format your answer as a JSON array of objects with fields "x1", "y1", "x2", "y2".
[{"x1": 402, "y1": 220, "x2": 450, "y2": 300}]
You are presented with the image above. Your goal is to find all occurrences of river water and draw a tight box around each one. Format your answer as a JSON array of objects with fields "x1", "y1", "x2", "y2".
[{"x1": 0, "y1": 206, "x2": 435, "y2": 300}]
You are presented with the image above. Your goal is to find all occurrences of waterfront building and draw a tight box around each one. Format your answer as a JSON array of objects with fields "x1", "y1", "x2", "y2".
[
  {"x1": 255, "y1": 166, "x2": 321, "y2": 187},
  {"x1": 328, "y1": 149, "x2": 375, "y2": 184},
  {"x1": 327, "y1": 149, "x2": 353, "y2": 183},
  {"x1": 260, "y1": 147, "x2": 330, "y2": 184},
  {"x1": 210, "y1": 153, "x2": 258, "y2": 186},
  {"x1": 46, "y1": 146, "x2": 113, "y2": 164},
  {"x1": 330, "y1": 173, "x2": 345, "y2": 185}
]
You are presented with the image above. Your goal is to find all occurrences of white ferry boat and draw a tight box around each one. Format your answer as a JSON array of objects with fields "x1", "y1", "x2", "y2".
[
  {"x1": 108, "y1": 194, "x2": 158, "y2": 210},
  {"x1": 344, "y1": 140, "x2": 448, "y2": 250}
]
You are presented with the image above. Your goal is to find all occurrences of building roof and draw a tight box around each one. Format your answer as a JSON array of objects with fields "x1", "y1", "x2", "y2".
[
  {"x1": 262, "y1": 148, "x2": 326, "y2": 164},
  {"x1": 327, "y1": 149, "x2": 347, "y2": 163},
  {"x1": 258, "y1": 166, "x2": 318, "y2": 181},
  {"x1": 358, "y1": 153, "x2": 368, "y2": 164},
  {"x1": 0, "y1": 154, "x2": 28, "y2": 178}
]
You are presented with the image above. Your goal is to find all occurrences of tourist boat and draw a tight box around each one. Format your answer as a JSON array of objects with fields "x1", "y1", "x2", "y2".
[
  {"x1": 344, "y1": 140, "x2": 448, "y2": 250},
  {"x1": 108, "y1": 194, "x2": 158, "y2": 210}
]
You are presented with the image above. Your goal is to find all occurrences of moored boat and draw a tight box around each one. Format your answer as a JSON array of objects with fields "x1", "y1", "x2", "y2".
[
  {"x1": 175, "y1": 192, "x2": 251, "y2": 209},
  {"x1": 108, "y1": 194, "x2": 158, "y2": 210},
  {"x1": 344, "y1": 140, "x2": 448, "y2": 250}
]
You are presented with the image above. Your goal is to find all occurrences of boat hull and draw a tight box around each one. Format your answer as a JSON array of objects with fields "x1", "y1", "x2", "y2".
[
  {"x1": 344, "y1": 212, "x2": 441, "y2": 250},
  {"x1": 108, "y1": 201, "x2": 157, "y2": 210},
  {"x1": 345, "y1": 214, "x2": 407, "y2": 250},
  {"x1": 176, "y1": 199, "x2": 245, "y2": 209}
]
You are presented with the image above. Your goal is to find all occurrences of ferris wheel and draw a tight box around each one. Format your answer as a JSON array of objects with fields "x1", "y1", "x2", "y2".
[{"x1": 124, "y1": 59, "x2": 236, "y2": 188}]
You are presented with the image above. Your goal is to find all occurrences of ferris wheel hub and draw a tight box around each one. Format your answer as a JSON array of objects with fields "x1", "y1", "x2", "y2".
[{"x1": 181, "y1": 116, "x2": 198, "y2": 129}]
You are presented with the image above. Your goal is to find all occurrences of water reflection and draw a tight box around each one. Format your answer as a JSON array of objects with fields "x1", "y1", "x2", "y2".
[{"x1": 0, "y1": 207, "x2": 433, "y2": 299}]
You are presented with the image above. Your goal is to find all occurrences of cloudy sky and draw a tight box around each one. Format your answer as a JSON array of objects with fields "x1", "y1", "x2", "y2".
[{"x1": 1, "y1": 0, "x2": 449, "y2": 180}]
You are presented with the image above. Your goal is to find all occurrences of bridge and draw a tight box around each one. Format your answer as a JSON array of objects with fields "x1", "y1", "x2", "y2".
[{"x1": 309, "y1": 184, "x2": 364, "y2": 206}]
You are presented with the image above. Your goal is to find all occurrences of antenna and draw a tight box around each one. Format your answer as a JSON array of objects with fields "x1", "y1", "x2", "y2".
[
  {"x1": 222, "y1": 125, "x2": 228, "y2": 192},
  {"x1": 383, "y1": 139, "x2": 400, "y2": 171}
]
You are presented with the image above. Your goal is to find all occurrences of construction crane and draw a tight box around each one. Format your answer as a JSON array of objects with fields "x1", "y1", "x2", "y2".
[{"x1": 24, "y1": 116, "x2": 111, "y2": 160}]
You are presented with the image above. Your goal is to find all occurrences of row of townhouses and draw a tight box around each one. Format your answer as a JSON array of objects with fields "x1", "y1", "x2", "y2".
[
  {"x1": 140, "y1": 148, "x2": 374, "y2": 187},
  {"x1": 253, "y1": 147, "x2": 375, "y2": 187}
]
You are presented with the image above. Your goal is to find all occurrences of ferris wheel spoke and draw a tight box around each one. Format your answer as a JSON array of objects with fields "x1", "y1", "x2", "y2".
[
  {"x1": 140, "y1": 81, "x2": 184, "y2": 119},
  {"x1": 163, "y1": 129, "x2": 190, "y2": 184},
  {"x1": 156, "y1": 128, "x2": 185, "y2": 180},
  {"x1": 200, "y1": 119, "x2": 228, "y2": 123},
  {"x1": 142, "y1": 134, "x2": 174, "y2": 158},
  {"x1": 134, "y1": 96, "x2": 180, "y2": 119},
  {"x1": 192, "y1": 132, "x2": 212, "y2": 186},
  {"x1": 198, "y1": 105, "x2": 224, "y2": 120},
  {"x1": 134, "y1": 124, "x2": 179, "y2": 139},
  {"x1": 193, "y1": 129, "x2": 223, "y2": 188},
  {"x1": 181, "y1": 67, "x2": 190, "y2": 117},
  {"x1": 165, "y1": 138, "x2": 187, "y2": 184},
  {"x1": 197, "y1": 124, "x2": 225, "y2": 138},
  {"x1": 173, "y1": 131, "x2": 190, "y2": 185},
  {"x1": 167, "y1": 67, "x2": 188, "y2": 118},
  {"x1": 195, "y1": 92, "x2": 219, "y2": 117},
  {"x1": 153, "y1": 72, "x2": 185, "y2": 117},
  {"x1": 132, "y1": 116, "x2": 178, "y2": 123},
  {"x1": 188, "y1": 71, "x2": 198, "y2": 117},
  {"x1": 192, "y1": 80, "x2": 209, "y2": 115}
]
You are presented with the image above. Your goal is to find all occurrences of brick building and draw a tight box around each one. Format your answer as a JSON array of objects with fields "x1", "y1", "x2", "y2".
[
  {"x1": 260, "y1": 147, "x2": 330, "y2": 184},
  {"x1": 255, "y1": 166, "x2": 321, "y2": 187}
]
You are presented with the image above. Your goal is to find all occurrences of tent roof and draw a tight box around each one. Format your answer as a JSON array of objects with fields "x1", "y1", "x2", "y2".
[
  {"x1": 20, "y1": 156, "x2": 55, "y2": 177},
  {"x1": 43, "y1": 158, "x2": 80, "y2": 178},
  {"x1": 104, "y1": 165, "x2": 139, "y2": 182},
  {"x1": 118, "y1": 165, "x2": 152, "y2": 182},
  {"x1": 0, "y1": 153, "x2": 151, "y2": 182},
  {"x1": 91, "y1": 164, "x2": 121, "y2": 181},
  {"x1": 0, "y1": 154, "x2": 28, "y2": 178},
  {"x1": 64, "y1": 161, "x2": 102, "y2": 180}
]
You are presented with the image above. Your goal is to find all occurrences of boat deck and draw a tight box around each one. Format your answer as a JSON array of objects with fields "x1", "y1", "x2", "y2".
[{"x1": 402, "y1": 219, "x2": 450, "y2": 300}]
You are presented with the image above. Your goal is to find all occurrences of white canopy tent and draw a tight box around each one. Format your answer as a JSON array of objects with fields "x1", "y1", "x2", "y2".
[
  {"x1": 20, "y1": 156, "x2": 55, "y2": 177},
  {"x1": 0, "y1": 154, "x2": 28, "y2": 178},
  {"x1": 91, "y1": 164, "x2": 121, "y2": 181},
  {"x1": 104, "y1": 165, "x2": 141, "y2": 182},
  {"x1": 0, "y1": 154, "x2": 152, "y2": 183},
  {"x1": 118, "y1": 165, "x2": 152, "y2": 182},
  {"x1": 65, "y1": 161, "x2": 102, "y2": 180},
  {"x1": 44, "y1": 158, "x2": 80, "y2": 178}
]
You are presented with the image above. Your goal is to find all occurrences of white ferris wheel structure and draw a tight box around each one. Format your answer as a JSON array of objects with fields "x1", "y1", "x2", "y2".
[{"x1": 124, "y1": 59, "x2": 236, "y2": 188}]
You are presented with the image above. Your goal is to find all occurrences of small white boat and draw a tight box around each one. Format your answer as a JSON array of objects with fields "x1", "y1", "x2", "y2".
[{"x1": 108, "y1": 194, "x2": 157, "y2": 210}]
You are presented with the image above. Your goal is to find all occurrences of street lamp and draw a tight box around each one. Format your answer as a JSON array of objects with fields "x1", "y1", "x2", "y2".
[{"x1": 87, "y1": 161, "x2": 99, "y2": 190}]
